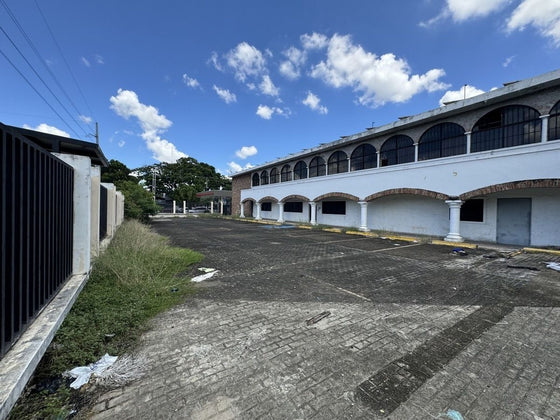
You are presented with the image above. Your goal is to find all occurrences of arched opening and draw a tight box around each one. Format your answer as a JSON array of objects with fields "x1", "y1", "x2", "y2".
[
  {"x1": 309, "y1": 156, "x2": 326, "y2": 178},
  {"x1": 418, "y1": 122, "x2": 466, "y2": 161},
  {"x1": 293, "y1": 161, "x2": 308, "y2": 180},
  {"x1": 269, "y1": 167, "x2": 279, "y2": 184},
  {"x1": 380, "y1": 135, "x2": 415, "y2": 166},
  {"x1": 471, "y1": 105, "x2": 541, "y2": 152},
  {"x1": 350, "y1": 144, "x2": 377, "y2": 171},
  {"x1": 281, "y1": 164, "x2": 292, "y2": 182},
  {"x1": 549, "y1": 100, "x2": 560, "y2": 141},
  {"x1": 328, "y1": 151, "x2": 348, "y2": 174},
  {"x1": 260, "y1": 170, "x2": 269, "y2": 185},
  {"x1": 251, "y1": 173, "x2": 260, "y2": 187}
]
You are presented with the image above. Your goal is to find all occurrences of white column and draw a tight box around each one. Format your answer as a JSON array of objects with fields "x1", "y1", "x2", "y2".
[
  {"x1": 277, "y1": 202, "x2": 284, "y2": 223},
  {"x1": 183, "y1": 201, "x2": 187, "y2": 214},
  {"x1": 172, "y1": 200, "x2": 176, "y2": 214},
  {"x1": 358, "y1": 201, "x2": 369, "y2": 232},
  {"x1": 210, "y1": 201, "x2": 214, "y2": 214},
  {"x1": 376, "y1": 151, "x2": 381, "y2": 168},
  {"x1": 414, "y1": 143, "x2": 419, "y2": 162},
  {"x1": 220, "y1": 198, "x2": 224, "y2": 215},
  {"x1": 465, "y1": 131, "x2": 472, "y2": 154},
  {"x1": 540, "y1": 114, "x2": 550, "y2": 143},
  {"x1": 347, "y1": 157, "x2": 351, "y2": 172},
  {"x1": 101, "y1": 183, "x2": 117, "y2": 238},
  {"x1": 445, "y1": 200, "x2": 464, "y2": 242},
  {"x1": 309, "y1": 201, "x2": 317, "y2": 225},
  {"x1": 255, "y1": 202, "x2": 262, "y2": 220},
  {"x1": 90, "y1": 165, "x2": 100, "y2": 258},
  {"x1": 240, "y1": 202, "x2": 245, "y2": 218}
]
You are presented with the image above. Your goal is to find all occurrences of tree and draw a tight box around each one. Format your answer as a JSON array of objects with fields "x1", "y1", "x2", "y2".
[
  {"x1": 115, "y1": 180, "x2": 160, "y2": 222},
  {"x1": 101, "y1": 159, "x2": 136, "y2": 183}
]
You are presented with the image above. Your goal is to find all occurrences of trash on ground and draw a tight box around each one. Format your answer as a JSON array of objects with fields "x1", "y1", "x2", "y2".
[
  {"x1": 64, "y1": 353, "x2": 118, "y2": 389},
  {"x1": 483, "y1": 250, "x2": 522, "y2": 259},
  {"x1": 452, "y1": 248, "x2": 468, "y2": 256},
  {"x1": 306, "y1": 311, "x2": 331, "y2": 325},
  {"x1": 443, "y1": 409, "x2": 464, "y2": 420},
  {"x1": 506, "y1": 265, "x2": 539, "y2": 271},
  {"x1": 198, "y1": 267, "x2": 216, "y2": 273},
  {"x1": 191, "y1": 269, "x2": 219, "y2": 282},
  {"x1": 545, "y1": 262, "x2": 560, "y2": 272}
]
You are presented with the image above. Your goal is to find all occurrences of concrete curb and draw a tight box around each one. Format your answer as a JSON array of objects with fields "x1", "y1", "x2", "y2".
[
  {"x1": 431, "y1": 240, "x2": 479, "y2": 249},
  {"x1": 523, "y1": 247, "x2": 560, "y2": 256}
]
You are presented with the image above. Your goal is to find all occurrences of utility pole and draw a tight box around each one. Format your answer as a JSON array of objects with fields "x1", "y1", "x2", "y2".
[
  {"x1": 152, "y1": 168, "x2": 156, "y2": 201},
  {"x1": 95, "y1": 122, "x2": 99, "y2": 144}
]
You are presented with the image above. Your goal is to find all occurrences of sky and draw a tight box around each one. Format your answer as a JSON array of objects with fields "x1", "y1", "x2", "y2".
[{"x1": 1, "y1": 0, "x2": 559, "y2": 175}]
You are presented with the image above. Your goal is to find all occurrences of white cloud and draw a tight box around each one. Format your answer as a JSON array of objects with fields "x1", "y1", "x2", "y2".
[
  {"x1": 209, "y1": 51, "x2": 223, "y2": 71},
  {"x1": 439, "y1": 84, "x2": 486, "y2": 106},
  {"x1": 259, "y1": 75, "x2": 279, "y2": 96},
  {"x1": 79, "y1": 115, "x2": 92, "y2": 124},
  {"x1": 213, "y1": 85, "x2": 237, "y2": 103},
  {"x1": 118, "y1": 140, "x2": 125, "y2": 147},
  {"x1": 310, "y1": 34, "x2": 449, "y2": 107},
  {"x1": 447, "y1": 0, "x2": 510, "y2": 21},
  {"x1": 279, "y1": 46, "x2": 306, "y2": 80},
  {"x1": 301, "y1": 32, "x2": 329, "y2": 50},
  {"x1": 227, "y1": 161, "x2": 254, "y2": 174},
  {"x1": 182, "y1": 73, "x2": 200, "y2": 88},
  {"x1": 302, "y1": 91, "x2": 328, "y2": 114},
  {"x1": 279, "y1": 61, "x2": 300, "y2": 80},
  {"x1": 23, "y1": 123, "x2": 70, "y2": 137},
  {"x1": 503, "y1": 55, "x2": 516, "y2": 67},
  {"x1": 235, "y1": 145, "x2": 258, "y2": 159},
  {"x1": 109, "y1": 88, "x2": 187, "y2": 163},
  {"x1": 256, "y1": 105, "x2": 274, "y2": 119},
  {"x1": 507, "y1": 0, "x2": 560, "y2": 46},
  {"x1": 226, "y1": 42, "x2": 266, "y2": 82},
  {"x1": 81, "y1": 56, "x2": 90, "y2": 67},
  {"x1": 95, "y1": 54, "x2": 104, "y2": 64}
]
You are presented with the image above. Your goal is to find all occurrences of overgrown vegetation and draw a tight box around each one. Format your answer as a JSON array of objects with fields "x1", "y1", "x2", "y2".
[{"x1": 8, "y1": 220, "x2": 202, "y2": 419}]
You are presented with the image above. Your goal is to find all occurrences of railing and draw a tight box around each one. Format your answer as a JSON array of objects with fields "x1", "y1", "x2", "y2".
[
  {"x1": 100, "y1": 185, "x2": 107, "y2": 239},
  {"x1": 0, "y1": 126, "x2": 74, "y2": 358}
]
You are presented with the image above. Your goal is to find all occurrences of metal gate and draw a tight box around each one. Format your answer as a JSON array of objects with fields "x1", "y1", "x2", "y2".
[{"x1": 496, "y1": 198, "x2": 532, "y2": 246}]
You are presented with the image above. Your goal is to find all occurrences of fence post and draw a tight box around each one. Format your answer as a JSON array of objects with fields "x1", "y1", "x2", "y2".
[
  {"x1": 101, "y1": 183, "x2": 116, "y2": 238},
  {"x1": 90, "y1": 166, "x2": 101, "y2": 257}
]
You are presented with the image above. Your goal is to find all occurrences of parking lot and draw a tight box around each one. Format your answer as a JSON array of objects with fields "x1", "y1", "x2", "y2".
[{"x1": 90, "y1": 217, "x2": 560, "y2": 419}]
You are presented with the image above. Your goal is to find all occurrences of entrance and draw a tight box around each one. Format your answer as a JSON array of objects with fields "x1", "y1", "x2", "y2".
[{"x1": 496, "y1": 198, "x2": 531, "y2": 246}]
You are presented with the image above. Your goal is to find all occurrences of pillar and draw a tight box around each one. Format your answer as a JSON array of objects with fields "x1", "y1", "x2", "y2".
[
  {"x1": 465, "y1": 131, "x2": 472, "y2": 154},
  {"x1": 210, "y1": 201, "x2": 214, "y2": 214},
  {"x1": 183, "y1": 201, "x2": 187, "y2": 214},
  {"x1": 220, "y1": 198, "x2": 224, "y2": 215},
  {"x1": 347, "y1": 157, "x2": 351, "y2": 172},
  {"x1": 172, "y1": 200, "x2": 176, "y2": 214},
  {"x1": 309, "y1": 201, "x2": 317, "y2": 225},
  {"x1": 540, "y1": 114, "x2": 549, "y2": 143},
  {"x1": 240, "y1": 202, "x2": 245, "y2": 218},
  {"x1": 277, "y1": 202, "x2": 284, "y2": 223},
  {"x1": 358, "y1": 201, "x2": 369, "y2": 232},
  {"x1": 414, "y1": 143, "x2": 419, "y2": 162},
  {"x1": 376, "y1": 151, "x2": 380, "y2": 168},
  {"x1": 445, "y1": 200, "x2": 464, "y2": 242},
  {"x1": 90, "y1": 165, "x2": 100, "y2": 258},
  {"x1": 255, "y1": 202, "x2": 262, "y2": 220}
]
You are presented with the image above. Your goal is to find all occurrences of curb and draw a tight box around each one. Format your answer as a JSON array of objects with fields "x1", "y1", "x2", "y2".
[
  {"x1": 431, "y1": 240, "x2": 479, "y2": 249},
  {"x1": 523, "y1": 247, "x2": 560, "y2": 256}
]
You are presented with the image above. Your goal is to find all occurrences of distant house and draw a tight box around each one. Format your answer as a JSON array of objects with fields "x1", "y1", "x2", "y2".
[{"x1": 231, "y1": 69, "x2": 560, "y2": 247}]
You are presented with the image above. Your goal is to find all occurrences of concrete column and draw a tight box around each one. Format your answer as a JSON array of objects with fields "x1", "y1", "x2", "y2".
[
  {"x1": 307, "y1": 166, "x2": 310, "y2": 178},
  {"x1": 255, "y1": 202, "x2": 262, "y2": 220},
  {"x1": 240, "y1": 202, "x2": 245, "y2": 218},
  {"x1": 309, "y1": 201, "x2": 317, "y2": 225},
  {"x1": 347, "y1": 157, "x2": 351, "y2": 172},
  {"x1": 101, "y1": 182, "x2": 116, "y2": 238},
  {"x1": 220, "y1": 198, "x2": 224, "y2": 215},
  {"x1": 210, "y1": 201, "x2": 214, "y2": 214},
  {"x1": 445, "y1": 200, "x2": 464, "y2": 242},
  {"x1": 54, "y1": 153, "x2": 92, "y2": 275},
  {"x1": 358, "y1": 201, "x2": 369, "y2": 232},
  {"x1": 414, "y1": 143, "x2": 419, "y2": 162},
  {"x1": 183, "y1": 201, "x2": 187, "y2": 214},
  {"x1": 115, "y1": 191, "x2": 124, "y2": 226},
  {"x1": 172, "y1": 200, "x2": 176, "y2": 214},
  {"x1": 277, "y1": 202, "x2": 284, "y2": 223},
  {"x1": 376, "y1": 151, "x2": 380, "y2": 168},
  {"x1": 90, "y1": 165, "x2": 100, "y2": 258},
  {"x1": 465, "y1": 131, "x2": 472, "y2": 154},
  {"x1": 540, "y1": 114, "x2": 550, "y2": 143}
]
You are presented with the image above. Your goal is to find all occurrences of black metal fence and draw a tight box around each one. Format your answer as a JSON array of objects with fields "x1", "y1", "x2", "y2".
[
  {"x1": 100, "y1": 185, "x2": 107, "y2": 239},
  {"x1": 1, "y1": 125, "x2": 74, "y2": 358}
]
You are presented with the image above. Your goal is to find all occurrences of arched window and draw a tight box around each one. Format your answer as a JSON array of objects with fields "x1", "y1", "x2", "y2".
[
  {"x1": 252, "y1": 173, "x2": 260, "y2": 187},
  {"x1": 350, "y1": 144, "x2": 377, "y2": 171},
  {"x1": 548, "y1": 101, "x2": 560, "y2": 141},
  {"x1": 418, "y1": 123, "x2": 466, "y2": 161},
  {"x1": 260, "y1": 170, "x2": 269, "y2": 185},
  {"x1": 380, "y1": 135, "x2": 415, "y2": 166},
  {"x1": 328, "y1": 151, "x2": 348, "y2": 174},
  {"x1": 281, "y1": 164, "x2": 292, "y2": 182},
  {"x1": 472, "y1": 105, "x2": 541, "y2": 152},
  {"x1": 293, "y1": 161, "x2": 308, "y2": 180},
  {"x1": 269, "y1": 167, "x2": 279, "y2": 184},
  {"x1": 309, "y1": 156, "x2": 326, "y2": 178}
]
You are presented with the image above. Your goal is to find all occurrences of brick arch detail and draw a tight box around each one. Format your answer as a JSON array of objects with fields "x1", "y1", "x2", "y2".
[
  {"x1": 365, "y1": 188, "x2": 449, "y2": 202},
  {"x1": 241, "y1": 197, "x2": 256, "y2": 204},
  {"x1": 460, "y1": 179, "x2": 560, "y2": 200},
  {"x1": 258, "y1": 196, "x2": 279, "y2": 203},
  {"x1": 280, "y1": 194, "x2": 310, "y2": 202},
  {"x1": 313, "y1": 192, "x2": 360, "y2": 202}
]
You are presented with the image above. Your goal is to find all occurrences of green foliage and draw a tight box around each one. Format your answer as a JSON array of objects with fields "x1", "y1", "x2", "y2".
[
  {"x1": 101, "y1": 159, "x2": 136, "y2": 183},
  {"x1": 115, "y1": 180, "x2": 160, "y2": 221}
]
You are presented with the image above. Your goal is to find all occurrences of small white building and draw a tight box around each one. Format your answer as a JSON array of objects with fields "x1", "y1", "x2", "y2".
[{"x1": 232, "y1": 70, "x2": 560, "y2": 247}]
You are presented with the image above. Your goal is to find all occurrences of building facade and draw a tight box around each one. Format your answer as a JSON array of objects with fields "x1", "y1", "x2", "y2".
[{"x1": 231, "y1": 70, "x2": 560, "y2": 247}]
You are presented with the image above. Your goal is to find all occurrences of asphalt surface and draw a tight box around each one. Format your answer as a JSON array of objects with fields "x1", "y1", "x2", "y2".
[{"x1": 88, "y1": 217, "x2": 560, "y2": 419}]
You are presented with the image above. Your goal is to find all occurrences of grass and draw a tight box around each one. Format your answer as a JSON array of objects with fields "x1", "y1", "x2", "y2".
[{"x1": 8, "y1": 220, "x2": 202, "y2": 419}]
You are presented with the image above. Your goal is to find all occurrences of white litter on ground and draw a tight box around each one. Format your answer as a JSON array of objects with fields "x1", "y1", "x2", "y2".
[
  {"x1": 191, "y1": 269, "x2": 219, "y2": 282},
  {"x1": 545, "y1": 262, "x2": 560, "y2": 272},
  {"x1": 65, "y1": 353, "x2": 118, "y2": 389},
  {"x1": 95, "y1": 353, "x2": 149, "y2": 387},
  {"x1": 198, "y1": 267, "x2": 216, "y2": 273}
]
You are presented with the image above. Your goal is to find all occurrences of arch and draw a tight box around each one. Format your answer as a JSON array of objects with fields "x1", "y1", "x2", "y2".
[
  {"x1": 241, "y1": 197, "x2": 257, "y2": 204},
  {"x1": 471, "y1": 105, "x2": 541, "y2": 152},
  {"x1": 328, "y1": 151, "x2": 348, "y2": 174},
  {"x1": 418, "y1": 122, "x2": 466, "y2": 161},
  {"x1": 269, "y1": 167, "x2": 279, "y2": 184},
  {"x1": 293, "y1": 160, "x2": 308, "y2": 180},
  {"x1": 364, "y1": 188, "x2": 449, "y2": 202},
  {"x1": 281, "y1": 194, "x2": 311, "y2": 202},
  {"x1": 258, "y1": 196, "x2": 279, "y2": 203},
  {"x1": 309, "y1": 156, "x2": 326, "y2": 178},
  {"x1": 549, "y1": 100, "x2": 560, "y2": 141},
  {"x1": 251, "y1": 173, "x2": 260, "y2": 187},
  {"x1": 350, "y1": 144, "x2": 377, "y2": 171},
  {"x1": 281, "y1": 164, "x2": 292, "y2": 182},
  {"x1": 460, "y1": 179, "x2": 560, "y2": 200},
  {"x1": 313, "y1": 192, "x2": 360, "y2": 202},
  {"x1": 380, "y1": 135, "x2": 415, "y2": 166},
  {"x1": 260, "y1": 170, "x2": 269, "y2": 185}
]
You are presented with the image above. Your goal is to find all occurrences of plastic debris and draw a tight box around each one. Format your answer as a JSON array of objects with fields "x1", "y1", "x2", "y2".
[
  {"x1": 65, "y1": 353, "x2": 118, "y2": 389},
  {"x1": 507, "y1": 265, "x2": 539, "y2": 271},
  {"x1": 452, "y1": 248, "x2": 467, "y2": 256},
  {"x1": 198, "y1": 267, "x2": 216, "y2": 273},
  {"x1": 191, "y1": 269, "x2": 219, "y2": 282},
  {"x1": 546, "y1": 262, "x2": 560, "y2": 272},
  {"x1": 445, "y1": 410, "x2": 464, "y2": 420},
  {"x1": 306, "y1": 311, "x2": 331, "y2": 325}
]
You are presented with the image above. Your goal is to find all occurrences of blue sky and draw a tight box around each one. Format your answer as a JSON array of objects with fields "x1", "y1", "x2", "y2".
[{"x1": 1, "y1": 0, "x2": 559, "y2": 174}]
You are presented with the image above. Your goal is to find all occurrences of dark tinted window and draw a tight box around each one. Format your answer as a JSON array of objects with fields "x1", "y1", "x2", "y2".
[
  {"x1": 419, "y1": 123, "x2": 466, "y2": 160},
  {"x1": 460, "y1": 199, "x2": 483, "y2": 222},
  {"x1": 260, "y1": 170, "x2": 269, "y2": 185},
  {"x1": 294, "y1": 161, "x2": 308, "y2": 179},
  {"x1": 284, "y1": 201, "x2": 303, "y2": 212},
  {"x1": 281, "y1": 165, "x2": 292, "y2": 182},
  {"x1": 252, "y1": 173, "x2": 260, "y2": 186},
  {"x1": 270, "y1": 168, "x2": 279, "y2": 183},
  {"x1": 322, "y1": 201, "x2": 346, "y2": 215},
  {"x1": 261, "y1": 202, "x2": 272, "y2": 211},
  {"x1": 328, "y1": 151, "x2": 348, "y2": 174},
  {"x1": 380, "y1": 135, "x2": 415, "y2": 166},
  {"x1": 350, "y1": 144, "x2": 377, "y2": 171},
  {"x1": 548, "y1": 101, "x2": 560, "y2": 141},
  {"x1": 309, "y1": 156, "x2": 326, "y2": 177}
]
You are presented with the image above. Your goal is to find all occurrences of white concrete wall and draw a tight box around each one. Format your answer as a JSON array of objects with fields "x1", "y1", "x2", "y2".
[
  {"x1": 283, "y1": 208, "x2": 309, "y2": 223},
  {"x1": 317, "y1": 201, "x2": 361, "y2": 227},
  {"x1": 460, "y1": 198, "x2": 496, "y2": 242},
  {"x1": 531, "y1": 194, "x2": 560, "y2": 246},
  {"x1": 101, "y1": 183, "x2": 116, "y2": 238},
  {"x1": 90, "y1": 166, "x2": 101, "y2": 258}
]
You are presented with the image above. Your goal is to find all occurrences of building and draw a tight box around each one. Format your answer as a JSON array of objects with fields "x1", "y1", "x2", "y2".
[{"x1": 231, "y1": 70, "x2": 560, "y2": 247}]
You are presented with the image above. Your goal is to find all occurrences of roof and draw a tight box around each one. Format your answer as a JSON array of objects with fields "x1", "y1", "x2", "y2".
[
  {"x1": 196, "y1": 189, "x2": 233, "y2": 198},
  {"x1": 1, "y1": 122, "x2": 109, "y2": 166},
  {"x1": 232, "y1": 68, "x2": 560, "y2": 177}
]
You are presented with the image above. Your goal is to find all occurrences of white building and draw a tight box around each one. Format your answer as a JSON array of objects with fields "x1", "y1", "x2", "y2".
[{"x1": 231, "y1": 70, "x2": 560, "y2": 247}]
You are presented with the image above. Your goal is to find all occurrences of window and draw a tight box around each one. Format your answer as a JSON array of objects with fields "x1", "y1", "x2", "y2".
[
  {"x1": 260, "y1": 170, "x2": 269, "y2": 185},
  {"x1": 549, "y1": 101, "x2": 560, "y2": 141},
  {"x1": 309, "y1": 156, "x2": 326, "y2": 177},
  {"x1": 252, "y1": 173, "x2": 260, "y2": 187},
  {"x1": 472, "y1": 105, "x2": 541, "y2": 152},
  {"x1": 328, "y1": 151, "x2": 348, "y2": 174},
  {"x1": 322, "y1": 201, "x2": 346, "y2": 215},
  {"x1": 284, "y1": 201, "x2": 303, "y2": 212},
  {"x1": 380, "y1": 135, "x2": 415, "y2": 166},
  {"x1": 281, "y1": 164, "x2": 292, "y2": 182},
  {"x1": 261, "y1": 202, "x2": 272, "y2": 211},
  {"x1": 460, "y1": 199, "x2": 483, "y2": 222},
  {"x1": 350, "y1": 144, "x2": 377, "y2": 171},
  {"x1": 269, "y1": 168, "x2": 279, "y2": 183},
  {"x1": 418, "y1": 123, "x2": 466, "y2": 161},
  {"x1": 293, "y1": 161, "x2": 308, "y2": 180}
]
